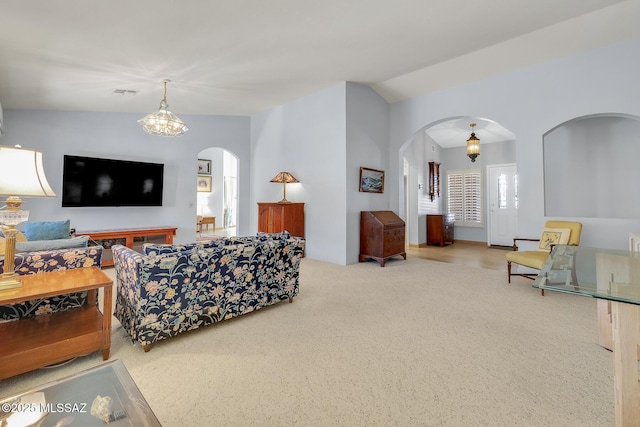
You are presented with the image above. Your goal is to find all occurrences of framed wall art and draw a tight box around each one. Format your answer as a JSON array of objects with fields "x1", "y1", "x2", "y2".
[
  {"x1": 197, "y1": 175, "x2": 212, "y2": 192},
  {"x1": 197, "y1": 159, "x2": 211, "y2": 175},
  {"x1": 359, "y1": 167, "x2": 384, "y2": 193}
]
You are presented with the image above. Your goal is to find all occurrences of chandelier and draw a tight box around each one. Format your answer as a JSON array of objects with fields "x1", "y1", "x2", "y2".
[
  {"x1": 138, "y1": 80, "x2": 189, "y2": 137},
  {"x1": 466, "y1": 123, "x2": 480, "y2": 162}
]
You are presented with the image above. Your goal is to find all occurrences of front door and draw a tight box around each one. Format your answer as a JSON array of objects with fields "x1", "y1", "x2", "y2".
[{"x1": 488, "y1": 164, "x2": 517, "y2": 246}]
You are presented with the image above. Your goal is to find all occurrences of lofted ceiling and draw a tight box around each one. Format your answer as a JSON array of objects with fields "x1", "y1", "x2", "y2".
[{"x1": 0, "y1": 0, "x2": 638, "y2": 147}]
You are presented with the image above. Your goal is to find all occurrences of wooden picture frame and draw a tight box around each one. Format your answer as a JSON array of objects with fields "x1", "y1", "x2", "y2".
[
  {"x1": 359, "y1": 167, "x2": 384, "y2": 193},
  {"x1": 197, "y1": 159, "x2": 211, "y2": 175},
  {"x1": 197, "y1": 175, "x2": 212, "y2": 192}
]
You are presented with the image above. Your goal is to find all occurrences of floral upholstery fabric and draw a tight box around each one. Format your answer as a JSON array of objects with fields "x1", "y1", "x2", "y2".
[
  {"x1": 142, "y1": 238, "x2": 225, "y2": 257},
  {"x1": 113, "y1": 236, "x2": 305, "y2": 349},
  {"x1": 0, "y1": 246, "x2": 103, "y2": 321}
]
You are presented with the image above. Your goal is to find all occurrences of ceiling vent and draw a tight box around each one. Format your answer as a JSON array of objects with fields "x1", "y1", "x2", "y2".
[{"x1": 113, "y1": 89, "x2": 137, "y2": 96}]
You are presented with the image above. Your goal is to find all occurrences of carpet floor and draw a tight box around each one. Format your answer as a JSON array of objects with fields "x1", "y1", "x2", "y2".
[{"x1": 1, "y1": 256, "x2": 614, "y2": 426}]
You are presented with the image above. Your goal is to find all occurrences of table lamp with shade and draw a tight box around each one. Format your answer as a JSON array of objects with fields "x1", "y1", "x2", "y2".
[
  {"x1": 0, "y1": 145, "x2": 56, "y2": 290},
  {"x1": 270, "y1": 172, "x2": 299, "y2": 203}
]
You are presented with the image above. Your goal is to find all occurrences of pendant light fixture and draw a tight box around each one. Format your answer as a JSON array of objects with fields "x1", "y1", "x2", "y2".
[
  {"x1": 138, "y1": 80, "x2": 189, "y2": 137},
  {"x1": 466, "y1": 123, "x2": 480, "y2": 162}
]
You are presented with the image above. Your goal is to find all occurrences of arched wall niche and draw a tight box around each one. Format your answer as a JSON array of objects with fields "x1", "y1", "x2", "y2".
[{"x1": 543, "y1": 113, "x2": 640, "y2": 219}]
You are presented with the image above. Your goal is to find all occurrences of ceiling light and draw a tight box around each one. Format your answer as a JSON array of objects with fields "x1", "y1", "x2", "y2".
[
  {"x1": 138, "y1": 80, "x2": 188, "y2": 137},
  {"x1": 466, "y1": 123, "x2": 480, "y2": 162}
]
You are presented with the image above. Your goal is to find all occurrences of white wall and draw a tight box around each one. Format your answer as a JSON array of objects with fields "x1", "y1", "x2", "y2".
[
  {"x1": 251, "y1": 84, "x2": 347, "y2": 264},
  {"x1": 2, "y1": 110, "x2": 250, "y2": 243},
  {"x1": 345, "y1": 83, "x2": 390, "y2": 264},
  {"x1": 390, "y1": 38, "x2": 640, "y2": 250},
  {"x1": 401, "y1": 131, "x2": 443, "y2": 246}
]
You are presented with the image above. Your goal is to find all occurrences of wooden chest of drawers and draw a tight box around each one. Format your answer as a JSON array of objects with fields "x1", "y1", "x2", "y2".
[
  {"x1": 359, "y1": 211, "x2": 406, "y2": 267},
  {"x1": 426, "y1": 214, "x2": 454, "y2": 246}
]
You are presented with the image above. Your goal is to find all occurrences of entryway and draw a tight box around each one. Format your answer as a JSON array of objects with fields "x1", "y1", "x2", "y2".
[{"x1": 196, "y1": 148, "x2": 238, "y2": 237}]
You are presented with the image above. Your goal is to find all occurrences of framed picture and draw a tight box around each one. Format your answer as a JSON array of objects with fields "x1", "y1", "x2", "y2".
[
  {"x1": 359, "y1": 167, "x2": 385, "y2": 193},
  {"x1": 197, "y1": 159, "x2": 211, "y2": 175},
  {"x1": 197, "y1": 175, "x2": 212, "y2": 192}
]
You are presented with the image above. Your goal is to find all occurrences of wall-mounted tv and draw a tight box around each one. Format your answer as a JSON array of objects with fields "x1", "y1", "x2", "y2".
[{"x1": 62, "y1": 155, "x2": 164, "y2": 207}]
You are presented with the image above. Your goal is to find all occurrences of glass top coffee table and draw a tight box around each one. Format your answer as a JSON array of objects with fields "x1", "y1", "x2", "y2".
[
  {"x1": 533, "y1": 245, "x2": 640, "y2": 426},
  {"x1": 533, "y1": 244, "x2": 640, "y2": 303},
  {"x1": 0, "y1": 359, "x2": 161, "y2": 426}
]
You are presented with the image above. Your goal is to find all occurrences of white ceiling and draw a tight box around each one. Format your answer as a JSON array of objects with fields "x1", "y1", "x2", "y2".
[
  {"x1": 0, "y1": 1, "x2": 638, "y2": 135},
  {"x1": 425, "y1": 118, "x2": 516, "y2": 148}
]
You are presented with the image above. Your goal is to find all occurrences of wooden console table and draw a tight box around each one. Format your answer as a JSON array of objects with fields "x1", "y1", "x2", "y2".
[
  {"x1": 75, "y1": 226, "x2": 177, "y2": 266},
  {"x1": 200, "y1": 216, "x2": 215, "y2": 231},
  {"x1": 0, "y1": 267, "x2": 113, "y2": 380}
]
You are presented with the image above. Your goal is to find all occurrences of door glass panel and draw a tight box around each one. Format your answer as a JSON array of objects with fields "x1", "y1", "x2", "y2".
[{"x1": 498, "y1": 173, "x2": 507, "y2": 209}]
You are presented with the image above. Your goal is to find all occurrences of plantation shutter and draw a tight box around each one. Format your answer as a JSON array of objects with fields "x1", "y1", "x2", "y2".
[
  {"x1": 463, "y1": 172, "x2": 482, "y2": 223},
  {"x1": 446, "y1": 169, "x2": 482, "y2": 227},
  {"x1": 447, "y1": 172, "x2": 464, "y2": 222}
]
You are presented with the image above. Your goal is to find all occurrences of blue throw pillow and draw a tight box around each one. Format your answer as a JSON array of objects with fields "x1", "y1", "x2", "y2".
[
  {"x1": 23, "y1": 220, "x2": 71, "y2": 241},
  {"x1": 16, "y1": 235, "x2": 89, "y2": 252}
]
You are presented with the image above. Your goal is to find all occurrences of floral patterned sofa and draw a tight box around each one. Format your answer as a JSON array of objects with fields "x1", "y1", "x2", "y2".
[
  {"x1": 0, "y1": 246, "x2": 104, "y2": 322},
  {"x1": 112, "y1": 232, "x2": 305, "y2": 351}
]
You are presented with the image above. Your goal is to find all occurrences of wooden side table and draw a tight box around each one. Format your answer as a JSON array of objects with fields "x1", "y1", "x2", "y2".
[
  {"x1": 0, "y1": 267, "x2": 113, "y2": 380},
  {"x1": 201, "y1": 216, "x2": 216, "y2": 231}
]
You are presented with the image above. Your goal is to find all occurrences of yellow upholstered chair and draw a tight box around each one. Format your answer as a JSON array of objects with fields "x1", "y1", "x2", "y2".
[{"x1": 506, "y1": 220, "x2": 582, "y2": 294}]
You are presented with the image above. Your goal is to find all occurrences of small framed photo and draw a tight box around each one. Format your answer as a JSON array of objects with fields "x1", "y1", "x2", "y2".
[
  {"x1": 198, "y1": 159, "x2": 212, "y2": 175},
  {"x1": 197, "y1": 175, "x2": 212, "y2": 192},
  {"x1": 359, "y1": 167, "x2": 385, "y2": 193}
]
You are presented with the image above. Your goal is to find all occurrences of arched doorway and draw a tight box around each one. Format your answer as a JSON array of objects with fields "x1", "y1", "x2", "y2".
[
  {"x1": 197, "y1": 148, "x2": 239, "y2": 237},
  {"x1": 399, "y1": 117, "x2": 516, "y2": 247}
]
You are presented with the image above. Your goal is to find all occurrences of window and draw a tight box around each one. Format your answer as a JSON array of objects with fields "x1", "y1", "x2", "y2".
[{"x1": 446, "y1": 169, "x2": 482, "y2": 227}]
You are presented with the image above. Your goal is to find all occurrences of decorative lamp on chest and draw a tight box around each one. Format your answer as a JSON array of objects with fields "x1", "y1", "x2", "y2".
[
  {"x1": 270, "y1": 172, "x2": 299, "y2": 203},
  {"x1": 0, "y1": 145, "x2": 56, "y2": 290},
  {"x1": 466, "y1": 123, "x2": 480, "y2": 162}
]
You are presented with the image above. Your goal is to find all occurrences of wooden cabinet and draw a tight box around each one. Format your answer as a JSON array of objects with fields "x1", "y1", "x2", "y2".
[
  {"x1": 359, "y1": 211, "x2": 406, "y2": 267},
  {"x1": 257, "y1": 202, "x2": 305, "y2": 238},
  {"x1": 75, "y1": 226, "x2": 177, "y2": 267},
  {"x1": 426, "y1": 214, "x2": 454, "y2": 246}
]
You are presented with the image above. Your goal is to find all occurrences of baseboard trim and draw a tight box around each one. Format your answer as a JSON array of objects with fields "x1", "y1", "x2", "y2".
[{"x1": 409, "y1": 240, "x2": 490, "y2": 248}]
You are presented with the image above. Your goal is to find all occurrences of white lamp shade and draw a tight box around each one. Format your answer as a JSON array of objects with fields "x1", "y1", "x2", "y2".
[{"x1": 0, "y1": 146, "x2": 56, "y2": 197}]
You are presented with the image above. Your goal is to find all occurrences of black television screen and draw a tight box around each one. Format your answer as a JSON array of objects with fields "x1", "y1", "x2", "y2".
[{"x1": 62, "y1": 155, "x2": 164, "y2": 207}]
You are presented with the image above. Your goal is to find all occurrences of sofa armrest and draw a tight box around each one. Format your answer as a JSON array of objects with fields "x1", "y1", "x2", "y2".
[
  {"x1": 112, "y1": 245, "x2": 143, "y2": 302},
  {"x1": 0, "y1": 246, "x2": 104, "y2": 322}
]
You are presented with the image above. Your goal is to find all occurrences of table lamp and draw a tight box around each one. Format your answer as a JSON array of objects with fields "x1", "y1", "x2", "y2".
[
  {"x1": 270, "y1": 172, "x2": 299, "y2": 203},
  {"x1": 0, "y1": 145, "x2": 56, "y2": 290}
]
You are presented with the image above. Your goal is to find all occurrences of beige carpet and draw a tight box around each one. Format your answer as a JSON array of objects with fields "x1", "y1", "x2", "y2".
[{"x1": 1, "y1": 257, "x2": 614, "y2": 426}]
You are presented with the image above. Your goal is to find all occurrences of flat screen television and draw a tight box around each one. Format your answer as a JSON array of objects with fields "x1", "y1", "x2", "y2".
[{"x1": 62, "y1": 155, "x2": 164, "y2": 207}]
